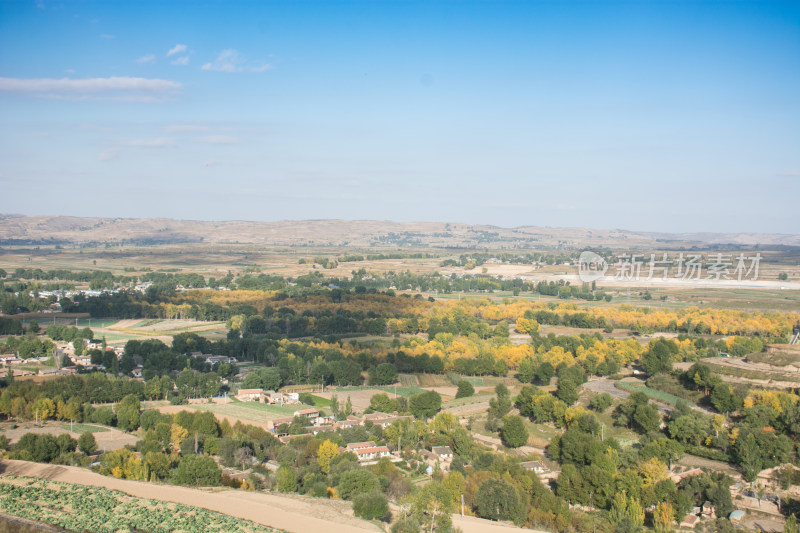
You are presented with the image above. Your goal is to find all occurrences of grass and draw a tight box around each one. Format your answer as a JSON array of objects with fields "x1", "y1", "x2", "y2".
[
  {"x1": 184, "y1": 400, "x2": 299, "y2": 423},
  {"x1": 61, "y1": 423, "x2": 109, "y2": 433},
  {"x1": 616, "y1": 381, "x2": 695, "y2": 406},
  {"x1": 334, "y1": 385, "x2": 427, "y2": 398},
  {"x1": 443, "y1": 393, "x2": 493, "y2": 408},
  {"x1": 308, "y1": 395, "x2": 332, "y2": 407}
]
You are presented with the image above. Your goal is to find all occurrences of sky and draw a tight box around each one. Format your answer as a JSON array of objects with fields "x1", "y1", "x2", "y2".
[{"x1": 0, "y1": 1, "x2": 798, "y2": 234}]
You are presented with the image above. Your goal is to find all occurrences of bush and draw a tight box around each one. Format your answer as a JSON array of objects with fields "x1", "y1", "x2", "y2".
[
  {"x1": 172, "y1": 455, "x2": 221, "y2": 486},
  {"x1": 352, "y1": 491, "x2": 389, "y2": 521},
  {"x1": 338, "y1": 469, "x2": 380, "y2": 500},
  {"x1": 590, "y1": 393, "x2": 613, "y2": 412},
  {"x1": 500, "y1": 415, "x2": 529, "y2": 448},
  {"x1": 455, "y1": 380, "x2": 475, "y2": 399}
]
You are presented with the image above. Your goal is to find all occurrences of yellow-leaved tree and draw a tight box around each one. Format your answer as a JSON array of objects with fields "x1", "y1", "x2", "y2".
[{"x1": 317, "y1": 439, "x2": 340, "y2": 474}]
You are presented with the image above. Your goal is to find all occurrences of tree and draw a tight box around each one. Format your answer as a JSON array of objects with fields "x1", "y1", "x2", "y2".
[
  {"x1": 517, "y1": 357, "x2": 535, "y2": 383},
  {"x1": 489, "y1": 384, "x2": 512, "y2": 419},
  {"x1": 475, "y1": 478, "x2": 524, "y2": 524},
  {"x1": 338, "y1": 469, "x2": 380, "y2": 500},
  {"x1": 115, "y1": 394, "x2": 140, "y2": 432},
  {"x1": 633, "y1": 404, "x2": 661, "y2": 434},
  {"x1": 735, "y1": 433, "x2": 762, "y2": 482},
  {"x1": 409, "y1": 391, "x2": 442, "y2": 420},
  {"x1": 172, "y1": 454, "x2": 221, "y2": 486},
  {"x1": 590, "y1": 393, "x2": 613, "y2": 412},
  {"x1": 317, "y1": 439, "x2": 340, "y2": 474},
  {"x1": 353, "y1": 491, "x2": 389, "y2": 521},
  {"x1": 276, "y1": 465, "x2": 297, "y2": 492},
  {"x1": 411, "y1": 481, "x2": 455, "y2": 532},
  {"x1": 500, "y1": 415, "x2": 529, "y2": 448},
  {"x1": 455, "y1": 380, "x2": 475, "y2": 399},
  {"x1": 642, "y1": 339, "x2": 674, "y2": 375},
  {"x1": 32, "y1": 397, "x2": 55, "y2": 423},
  {"x1": 78, "y1": 431, "x2": 97, "y2": 455},
  {"x1": 609, "y1": 491, "x2": 644, "y2": 530},
  {"x1": 369, "y1": 363, "x2": 398, "y2": 385},
  {"x1": 556, "y1": 377, "x2": 579, "y2": 406},
  {"x1": 535, "y1": 362, "x2": 555, "y2": 385},
  {"x1": 653, "y1": 501, "x2": 674, "y2": 533}
]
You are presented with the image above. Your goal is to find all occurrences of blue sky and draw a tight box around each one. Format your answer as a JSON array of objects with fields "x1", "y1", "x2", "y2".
[{"x1": 0, "y1": 1, "x2": 798, "y2": 234}]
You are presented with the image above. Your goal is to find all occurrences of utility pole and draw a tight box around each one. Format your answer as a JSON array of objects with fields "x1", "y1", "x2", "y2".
[{"x1": 461, "y1": 494, "x2": 464, "y2": 517}]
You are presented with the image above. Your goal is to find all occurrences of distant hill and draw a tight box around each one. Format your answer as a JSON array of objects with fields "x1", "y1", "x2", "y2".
[{"x1": 1, "y1": 214, "x2": 798, "y2": 249}]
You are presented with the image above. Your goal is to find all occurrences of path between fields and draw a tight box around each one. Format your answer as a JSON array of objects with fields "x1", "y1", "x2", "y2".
[
  {"x1": 0, "y1": 459, "x2": 381, "y2": 533},
  {"x1": 452, "y1": 514, "x2": 549, "y2": 533}
]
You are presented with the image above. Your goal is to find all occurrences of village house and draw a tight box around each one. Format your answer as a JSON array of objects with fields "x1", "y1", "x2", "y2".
[
  {"x1": 236, "y1": 388, "x2": 265, "y2": 402},
  {"x1": 351, "y1": 445, "x2": 396, "y2": 464},
  {"x1": 294, "y1": 408, "x2": 320, "y2": 425},
  {"x1": 520, "y1": 460, "x2": 548, "y2": 474}
]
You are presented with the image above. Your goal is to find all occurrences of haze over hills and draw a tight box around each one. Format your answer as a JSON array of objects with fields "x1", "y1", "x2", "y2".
[{"x1": 1, "y1": 214, "x2": 798, "y2": 249}]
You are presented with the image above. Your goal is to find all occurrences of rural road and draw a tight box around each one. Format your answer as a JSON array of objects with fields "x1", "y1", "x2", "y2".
[{"x1": 0, "y1": 459, "x2": 381, "y2": 533}]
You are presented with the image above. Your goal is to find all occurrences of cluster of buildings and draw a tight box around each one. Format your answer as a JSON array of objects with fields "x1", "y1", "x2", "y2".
[
  {"x1": 235, "y1": 388, "x2": 300, "y2": 405},
  {"x1": 190, "y1": 352, "x2": 238, "y2": 366}
]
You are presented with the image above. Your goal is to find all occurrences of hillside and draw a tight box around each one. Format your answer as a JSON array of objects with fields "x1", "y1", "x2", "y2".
[{"x1": 1, "y1": 214, "x2": 798, "y2": 249}]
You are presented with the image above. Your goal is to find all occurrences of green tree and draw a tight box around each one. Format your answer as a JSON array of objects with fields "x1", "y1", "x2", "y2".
[
  {"x1": 78, "y1": 431, "x2": 98, "y2": 455},
  {"x1": 500, "y1": 415, "x2": 529, "y2": 448},
  {"x1": 276, "y1": 465, "x2": 297, "y2": 493},
  {"x1": 590, "y1": 393, "x2": 613, "y2": 412},
  {"x1": 338, "y1": 469, "x2": 380, "y2": 500},
  {"x1": 517, "y1": 357, "x2": 535, "y2": 384},
  {"x1": 410, "y1": 481, "x2": 455, "y2": 532},
  {"x1": 115, "y1": 395, "x2": 141, "y2": 432},
  {"x1": 455, "y1": 380, "x2": 475, "y2": 399},
  {"x1": 409, "y1": 391, "x2": 442, "y2": 420},
  {"x1": 475, "y1": 478, "x2": 524, "y2": 524},
  {"x1": 353, "y1": 491, "x2": 389, "y2": 521},
  {"x1": 642, "y1": 339, "x2": 675, "y2": 375},
  {"x1": 556, "y1": 377, "x2": 579, "y2": 406},
  {"x1": 369, "y1": 363, "x2": 398, "y2": 385},
  {"x1": 172, "y1": 454, "x2": 221, "y2": 486}
]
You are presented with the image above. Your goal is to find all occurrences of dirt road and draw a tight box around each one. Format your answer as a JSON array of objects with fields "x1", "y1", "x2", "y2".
[{"x1": 0, "y1": 459, "x2": 381, "y2": 533}]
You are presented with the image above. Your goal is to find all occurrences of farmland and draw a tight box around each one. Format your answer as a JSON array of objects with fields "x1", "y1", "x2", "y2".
[{"x1": 0, "y1": 476, "x2": 278, "y2": 533}]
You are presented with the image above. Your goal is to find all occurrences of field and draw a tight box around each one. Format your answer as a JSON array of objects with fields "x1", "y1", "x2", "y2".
[
  {"x1": 0, "y1": 460, "x2": 381, "y2": 533},
  {"x1": 0, "y1": 476, "x2": 277, "y2": 533},
  {"x1": 0, "y1": 421, "x2": 138, "y2": 451},
  {"x1": 156, "y1": 401, "x2": 299, "y2": 428},
  {"x1": 616, "y1": 381, "x2": 695, "y2": 407}
]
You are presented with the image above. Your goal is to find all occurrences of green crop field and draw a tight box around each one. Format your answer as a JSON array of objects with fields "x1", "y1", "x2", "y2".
[
  {"x1": 185, "y1": 400, "x2": 299, "y2": 423},
  {"x1": 335, "y1": 385, "x2": 427, "y2": 398},
  {"x1": 0, "y1": 476, "x2": 278, "y2": 533},
  {"x1": 616, "y1": 381, "x2": 695, "y2": 406}
]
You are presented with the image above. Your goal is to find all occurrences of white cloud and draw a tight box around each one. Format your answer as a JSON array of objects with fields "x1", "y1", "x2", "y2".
[
  {"x1": 124, "y1": 138, "x2": 174, "y2": 148},
  {"x1": 136, "y1": 54, "x2": 156, "y2": 64},
  {"x1": 167, "y1": 44, "x2": 188, "y2": 57},
  {"x1": 201, "y1": 49, "x2": 270, "y2": 73},
  {"x1": 778, "y1": 171, "x2": 800, "y2": 178},
  {"x1": 171, "y1": 56, "x2": 190, "y2": 66},
  {"x1": 0, "y1": 76, "x2": 182, "y2": 102},
  {"x1": 200, "y1": 135, "x2": 240, "y2": 145},
  {"x1": 98, "y1": 149, "x2": 118, "y2": 161},
  {"x1": 165, "y1": 124, "x2": 209, "y2": 133},
  {"x1": 100, "y1": 34, "x2": 115, "y2": 39}
]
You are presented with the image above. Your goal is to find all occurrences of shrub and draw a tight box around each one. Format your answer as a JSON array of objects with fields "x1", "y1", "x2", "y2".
[
  {"x1": 455, "y1": 381, "x2": 475, "y2": 399},
  {"x1": 352, "y1": 491, "x2": 389, "y2": 521}
]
